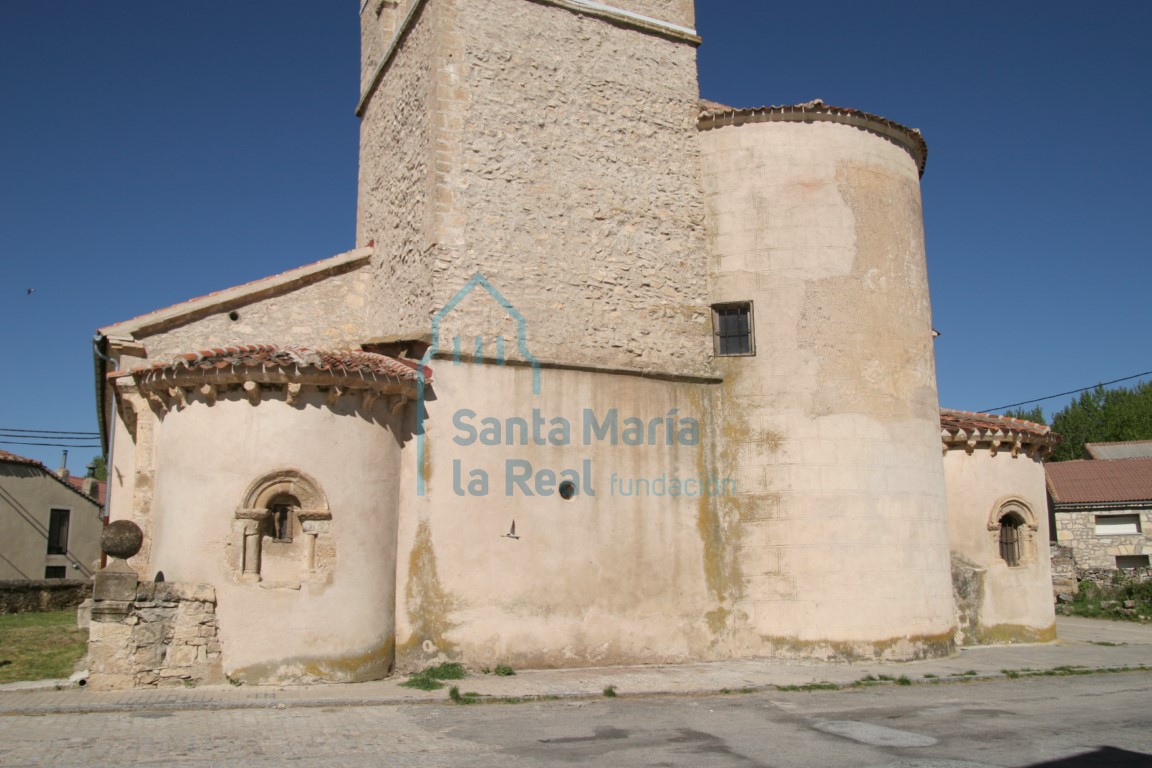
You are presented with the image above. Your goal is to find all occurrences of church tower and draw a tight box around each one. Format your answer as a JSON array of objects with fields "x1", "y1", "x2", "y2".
[{"x1": 355, "y1": 0, "x2": 710, "y2": 375}]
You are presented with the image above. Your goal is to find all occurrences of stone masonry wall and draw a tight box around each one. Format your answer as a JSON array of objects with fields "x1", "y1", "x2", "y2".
[
  {"x1": 432, "y1": 0, "x2": 709, "y2": 375},
  {"x1": 359, "y1": 0, "x2": 438, "y2": 338},
  {"x1": 1054, "y1": 508, "x2": 1152, "y2": 569},
  {"x1": 87, "y1": 582, "x2": 223, "y2": 690},
  {"x1": 0, "y1": 580, "x2": 91, "y2": 615},
  {"x1": 130, "y1": 266, "x2": 372, "y2": 362},
  {"x1": 358, "y1": 0, "x2": 710, "y2": 375}
]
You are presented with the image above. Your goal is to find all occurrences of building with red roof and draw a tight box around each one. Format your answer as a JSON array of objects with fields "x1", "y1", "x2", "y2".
[{"x1": 1047, "y1": 451, "x2": 1152, "y2": 570}]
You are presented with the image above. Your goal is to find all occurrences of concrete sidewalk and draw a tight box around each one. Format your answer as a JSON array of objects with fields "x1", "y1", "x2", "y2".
[{"x1": 2, "y1": 616, "x2": 1149, "y2": 715}]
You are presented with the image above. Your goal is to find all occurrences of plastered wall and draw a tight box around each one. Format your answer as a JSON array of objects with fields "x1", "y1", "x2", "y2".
[{"x1": 699, "y1": 118, "x2": 956, "y2": 658}]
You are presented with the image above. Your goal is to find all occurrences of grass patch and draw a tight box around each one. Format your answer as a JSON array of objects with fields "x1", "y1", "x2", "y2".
[
  {"x1": 776, "y1": 682, "x2": 840, "y2": 692},
  {"x1": 896, "y1": 675, "x2": 912, "y2": 686},
  {"x1": 922, "y1": 673, "x2": 938, "y2": 679},
  {"x1": 1088, "y1": 641, "x2": 1126, "y2": 647},
  {"x1": 1001, "y1": 669, "x2": 1021, "y2": 679},
  {"x1": 603, "y1": 685, "x2": 617, "y2": 698},
  {"x1": 950, "y1": 670, "x2": 978, "y2": 677},
  {"x1": 493, "y1": 664, "x2": 515, "y2": 677},
  {"x1": 399, "y1": 662, "x2": 467, "y2": 691},
  {"x1": 1062, "y1": 575, "x2": 1152, "y2": 622},
  {"x1": 718, "y1": 687, "x2": 758, "y2": 695},
  {"x1": 0, "y1": 610, "x2": 87, "y2": 684}
]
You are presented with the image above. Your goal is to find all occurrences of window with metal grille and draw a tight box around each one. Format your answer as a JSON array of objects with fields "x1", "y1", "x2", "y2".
[
  {"x1": 711, "y1": 302, "x2": 754, "y2": 356},
  {"x1": 999, "y1": 512, "x2": 1023, "y2": 567},
  {"x1": 44, "y1": 565, "x2": 67, "y2": 579},
  {"x1": 47, "y1": 509, "x2": 70, "y2": 555}
]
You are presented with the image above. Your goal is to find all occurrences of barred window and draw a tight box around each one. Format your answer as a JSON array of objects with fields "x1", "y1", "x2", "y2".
[{"x1": 711, "y1": 302, "x2": 754, "y2": 357}]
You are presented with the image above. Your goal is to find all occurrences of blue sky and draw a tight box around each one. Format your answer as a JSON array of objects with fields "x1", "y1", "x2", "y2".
[{"x1": 2, "y1": 1, "x2": 1149, "y2": 470}]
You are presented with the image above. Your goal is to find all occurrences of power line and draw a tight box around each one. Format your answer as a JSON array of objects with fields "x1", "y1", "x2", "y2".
[
  {"x1": 981, "y1": 368, "x2": 1152, "y2": 413},
  {"x1": 0, "y1": 428, "x2": 100, "y2": 436},
  {"x1": 0, "y1": 440, "x2": 102, "y2": 448}
]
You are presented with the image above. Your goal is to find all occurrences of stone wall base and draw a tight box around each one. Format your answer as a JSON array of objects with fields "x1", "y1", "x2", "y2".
[{"x1": 88, "y1": 581, "x2": 224, "y2": 690}]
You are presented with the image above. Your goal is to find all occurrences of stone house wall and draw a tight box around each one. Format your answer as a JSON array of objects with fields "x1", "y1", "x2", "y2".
[
  {"x1": 0, "y1": 579, "x2": 91, "y2": 615},
  {"x1": 1053, "y1": 507, "x2": 1152, "y2": 569}
]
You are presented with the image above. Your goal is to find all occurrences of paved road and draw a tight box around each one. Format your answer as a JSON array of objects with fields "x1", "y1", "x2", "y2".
[{"x1": 3, "y1": 672, "x2": 1151, "y2": 767}]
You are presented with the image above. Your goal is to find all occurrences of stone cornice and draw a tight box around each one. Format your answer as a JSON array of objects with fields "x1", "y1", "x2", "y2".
[
  {"x1": 698, "y1": 99, "x2": 928, "y2": 177},
  {"x1": 940, "y1": 410, "x2": 1060, "y2": 460}
]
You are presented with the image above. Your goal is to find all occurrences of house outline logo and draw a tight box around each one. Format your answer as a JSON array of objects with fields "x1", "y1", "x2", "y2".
[{"x1": 416, "y1": 272, "x2": 541, "y2": 496}]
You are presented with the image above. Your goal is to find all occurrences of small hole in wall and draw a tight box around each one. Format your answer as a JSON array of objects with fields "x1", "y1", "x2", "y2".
[
  {"x1": 559, "y1": 481, "x2": 576, "y2": 500},
  {"x1": 228, "y1": 310, "x2": 240, "y2": 321}
]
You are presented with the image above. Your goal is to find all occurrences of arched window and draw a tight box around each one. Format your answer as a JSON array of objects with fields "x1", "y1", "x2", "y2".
[
  {"x1": 234, "y1": 470, "x2": 332, "y2": 583},
  {"x1": 999, "y1": 512, "x2": 1024, "y2": 567},
  {"x1": 988, "y1": 498, "x2": 1038, "y2": 568}
]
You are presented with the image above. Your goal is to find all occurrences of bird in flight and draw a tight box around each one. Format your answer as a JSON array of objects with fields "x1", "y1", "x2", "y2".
[
  {"x1": 26, "y1": 288, "x2": 35, "y2": 295},
  {"x1": 502, "y1": 520, "x2": 519, "y2": 540}
]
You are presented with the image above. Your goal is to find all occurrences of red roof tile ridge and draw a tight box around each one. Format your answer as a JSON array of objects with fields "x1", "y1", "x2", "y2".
[{"x1": 116, "y1": 344, "x2": 430, "y2": 383}]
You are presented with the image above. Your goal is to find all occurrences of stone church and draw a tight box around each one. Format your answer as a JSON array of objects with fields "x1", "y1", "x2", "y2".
[{"x1": 90, "y1": 0, "x2": 1059, "y2": 687}]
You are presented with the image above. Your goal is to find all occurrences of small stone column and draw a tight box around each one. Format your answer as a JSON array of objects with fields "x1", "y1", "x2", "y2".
[
  {"x1": 235, "y1": 509, "x2": 270, "y2": 582},
  {"x1": 91, "y1": 521, "x2": 143, "y2": 622},
  {"x1": 296, "y1": 509, "x2": 332, "y2": 573}
]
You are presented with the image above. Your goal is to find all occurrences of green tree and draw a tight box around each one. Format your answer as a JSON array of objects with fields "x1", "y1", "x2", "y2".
[
  {"x1": 1004, "y1": 406, "x2": 1046, "y2": 425},
  {"x1": 88, "y1": 455, "x2": 107, "y2": 481},
  {"x1": 1049, "y1": 380, "x2": 1152, "y2": 461}
]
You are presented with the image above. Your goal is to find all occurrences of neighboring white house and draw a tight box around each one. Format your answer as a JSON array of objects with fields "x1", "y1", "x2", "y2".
[{"x1": 0, "y1": 450, "x2": 104, "y2": 581}]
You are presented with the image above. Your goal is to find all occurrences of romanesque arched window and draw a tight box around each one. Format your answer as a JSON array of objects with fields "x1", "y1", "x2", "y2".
[
  {"x1": 234, "y1": 470, "x2": 332, "y2": 583},
  {"x1": 999, "y1": 512, "x2": 1024, "y2": 567},
  {"x1": 988, "y1": 499, "x2": 1038, "y2": 568}
]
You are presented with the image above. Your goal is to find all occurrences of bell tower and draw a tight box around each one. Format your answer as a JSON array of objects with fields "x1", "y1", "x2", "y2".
[{"x1": 355, "y1": 0, "x2": 710, "y2": 376}]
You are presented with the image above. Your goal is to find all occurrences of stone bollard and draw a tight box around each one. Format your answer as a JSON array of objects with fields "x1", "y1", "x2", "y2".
[{"x1": 91, "y1": 521, "x2": 143, "y2": 622}]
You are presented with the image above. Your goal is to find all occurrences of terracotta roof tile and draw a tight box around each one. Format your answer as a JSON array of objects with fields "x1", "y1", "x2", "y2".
[
  {"x1": 940, "y1": 409, "x2": 1053, "y2": 439},
  {"x1": 1046, "y1": 457, "x2": 1152, "y2": 505},
  {"x1": 0, "y1": 450, "x2": 105, "y2": 506},
  {"x1": 118, "y1": 344, "x2": 430, "y2": 383},
  {"x1": 67, "y1": 476, "x2": 107, "y2": 506},
  {"x1": 0, "y1": 449, "x2": 45, "y2": 468}
]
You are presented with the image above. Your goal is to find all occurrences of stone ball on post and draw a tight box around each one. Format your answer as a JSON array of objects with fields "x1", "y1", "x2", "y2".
[{"x1": 101, "y1": 520, "x2": 144, "y2": 560}]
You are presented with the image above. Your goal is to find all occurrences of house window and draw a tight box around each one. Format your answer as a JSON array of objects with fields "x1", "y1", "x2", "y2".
[
  {"x1": 47, "y1": 509, "x2": 70, "y2": 555},
  {"x1": 711, "y1": 302, "x2": 754, "y2": 356},
  {"x1": 1095, "y1": 514, "x2": 1142, "y2": 536},
  {"x1": 44, "y1": 566, "x2": 67, "y2": 579},
  {"x1": 999, "y1": 512, "x2": 1023, "y2": 567},
  {"x1": 1116, "y1": 555, "x2": 1150, "y2": 569}
]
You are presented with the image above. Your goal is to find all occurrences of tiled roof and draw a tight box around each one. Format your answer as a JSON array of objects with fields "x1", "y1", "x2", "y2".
[
  {"x1": 939, "y1": 409, "x2": 1059, "y2": 457},
  {"x1": 1046, "y1": 457, "x2": 1152, "y2": 506},
  {"x1": 697, "y1": 98, "x2": 928, "y2": 176},
  {"x1": 68, "y1": 476, "x2": 107, "y2": 506},
  {"x1": 0, "y1": 450, "x2": 104, "y2": 506},
  {"x1": 119, "y1": 344, "x2": 430, "y2": 383},
  {"x1": 940, "y1": 409, "x2": 1052, "y2": 439},
  {"x1": 0, "y1": 449, "x2": 44, "y2": 468},
  {"x1": 1085, "y1": 440, "x2": 1152, "y2": 461}
]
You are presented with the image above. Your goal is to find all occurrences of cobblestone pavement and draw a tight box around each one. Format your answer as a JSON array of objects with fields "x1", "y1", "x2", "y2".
[
  {"x1": 0, "y1": 616, "x2": 1150, "y2": 768},
  {"x1": 3, "y1": 673, "x2": 1152, "y2": 767}
]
